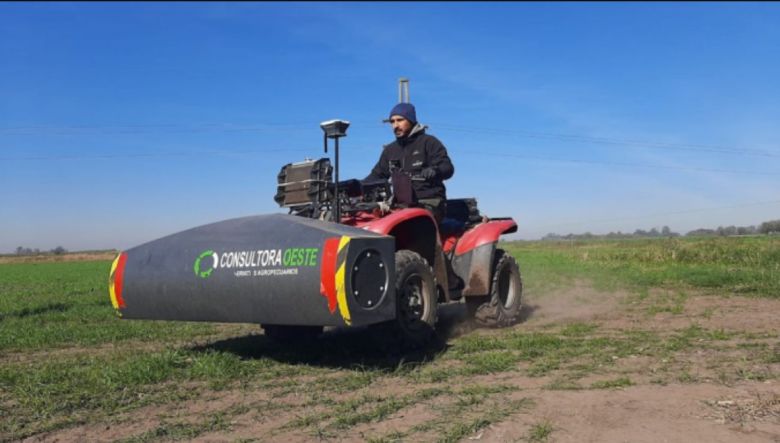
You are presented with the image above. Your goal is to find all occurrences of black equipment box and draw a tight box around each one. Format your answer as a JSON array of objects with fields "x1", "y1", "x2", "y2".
[{"x1": 274, "y1": 158, "x2": 332, "y2": 207}]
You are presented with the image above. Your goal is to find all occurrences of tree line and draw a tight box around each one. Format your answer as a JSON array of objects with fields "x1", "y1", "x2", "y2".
[
  {"x1": 542, "y1": 219, "x2": 780, "y2": 241},
  {"x1": 13, "y1": 246, "x2": 67, "y2": 256}
]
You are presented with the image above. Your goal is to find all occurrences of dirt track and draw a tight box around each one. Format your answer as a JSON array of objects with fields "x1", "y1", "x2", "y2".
[{"x1": 25, "y1": 283, "x2": 780, "y2": 443}]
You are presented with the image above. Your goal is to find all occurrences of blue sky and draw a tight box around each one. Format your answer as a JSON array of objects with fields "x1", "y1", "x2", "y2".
[{"x1": 1, "y1": 2, "x2": 779, "y2": 252}]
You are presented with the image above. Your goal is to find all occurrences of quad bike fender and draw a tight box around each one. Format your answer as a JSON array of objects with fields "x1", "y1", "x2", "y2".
[
  {"x1": 454, "y1": 219, "x2": 517, "y2": 256},
  {"x1": 360, "y1": 208, "x2": 436, "y2": 236},
  {"x1": 451, "y1": 219, "x2": 517, "y2": 297},
  {"x1": 360, "y1": 208, "x2": 450, "y2": 300}
]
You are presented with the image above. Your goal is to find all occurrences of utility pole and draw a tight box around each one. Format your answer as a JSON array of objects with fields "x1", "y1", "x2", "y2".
[{"x1": 398, "y1": 77, "x2": 410, "y2": 103}]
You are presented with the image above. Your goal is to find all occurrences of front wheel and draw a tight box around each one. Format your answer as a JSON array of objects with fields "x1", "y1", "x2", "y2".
[
  {"x1": 471, "y1": 249, "x2": 523, "y2": 328},
  {"x1": 394, "y1": 249, "x2": 438, "y2": 348}
]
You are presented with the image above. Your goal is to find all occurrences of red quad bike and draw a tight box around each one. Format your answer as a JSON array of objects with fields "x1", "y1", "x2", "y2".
[{"x1": 108, "y1": 120, "x2": 523, "y2": 348}]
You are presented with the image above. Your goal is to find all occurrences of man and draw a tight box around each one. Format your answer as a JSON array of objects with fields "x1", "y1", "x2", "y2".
[{"x1": 365, "y1": 103, "x2": 454, "y2": 222}]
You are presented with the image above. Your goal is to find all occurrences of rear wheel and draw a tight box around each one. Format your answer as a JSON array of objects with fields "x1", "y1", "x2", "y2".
[
  {"x1": 471, "y1": 249, "x2": 523, "y2": 328},
  {"x1": 262, "y1": 324, "x2": 323, "y2": 343},
  {"x1": 394, "y1": 249, "x2": 438, "y2": 348}
]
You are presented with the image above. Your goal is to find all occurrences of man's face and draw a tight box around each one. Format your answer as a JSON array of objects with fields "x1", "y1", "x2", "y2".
[{"x1": 390, "y1": 116, "x2": 414, "y2": 139}]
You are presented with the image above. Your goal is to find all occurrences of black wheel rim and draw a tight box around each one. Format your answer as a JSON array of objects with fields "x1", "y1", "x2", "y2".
[
  {"x1": 497, "y1": 264, "x2": 518, "y2": 309},
  {"x1": 399, "y1": 272, "x2": 426, "y2": 327}
]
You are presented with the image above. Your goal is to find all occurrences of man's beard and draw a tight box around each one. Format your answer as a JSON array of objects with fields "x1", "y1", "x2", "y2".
[{"x1": 395, "y1": 128, "x2": 408, "y2": 138}]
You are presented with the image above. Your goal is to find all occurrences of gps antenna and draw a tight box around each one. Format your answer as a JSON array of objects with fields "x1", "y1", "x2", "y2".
[{"x1": 319, "y1": 119, "x2": 350, "y2": 223}]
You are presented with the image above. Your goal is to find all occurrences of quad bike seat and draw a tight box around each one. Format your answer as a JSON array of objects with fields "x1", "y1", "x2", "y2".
[
  {"x1": 441, "y1": 198, "x2": 482, "y2": 234},
  {"x1": 439, "y1": 217, "x2": 466, "y2": 237},
  {"x1": 440, "y1": 198, "x2": 483, "y2": 255}
]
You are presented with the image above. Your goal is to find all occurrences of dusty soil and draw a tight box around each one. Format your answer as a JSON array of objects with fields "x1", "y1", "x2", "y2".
[{"x1": 23, "y1": 282, "x2": 780, "y2": 443}]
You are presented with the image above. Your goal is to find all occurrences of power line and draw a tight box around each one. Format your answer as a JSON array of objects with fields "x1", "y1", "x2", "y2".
[
  {"x1": 3, "y1": 119, "x2": 778, "y2": 159},
  {"x1": 349, "y1": 118, "x2": 780, "y2": 158},
  {"x1": 428, "y1": 122, "x2": 780, "y2": 158},
  {"x1": 2, "y1": 120, "x2": 779, "y2": 176},
  {"x1": 523, "y1": 200, "x2": 780, "y2": 230},
  {"x1": 4, "y1": 145, "x2": 779, "y2": 177},
  {"x1": 0, "y1": 147, "x2": 310, "y2": 161},
  {"x1": 456, "y1": 150, "x2": 780, "y2": 176},
  {"x1": 0, "y1": 122, "x2": 312, "y2": 136}
]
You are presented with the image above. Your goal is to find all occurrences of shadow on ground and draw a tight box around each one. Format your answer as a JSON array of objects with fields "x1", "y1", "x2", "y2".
[
  {"x1": 191, "y1": 301, "x2": 537, "y2": 371},
  {"x1": 191, "y1": 326, "x2": 448, "y2": 371},
  {"x1": 1, "y1": 302, "x2": 70, "y2": 321}
]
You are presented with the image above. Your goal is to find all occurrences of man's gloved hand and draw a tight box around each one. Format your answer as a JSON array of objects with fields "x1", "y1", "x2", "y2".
[{"x1": 420, "y1": 167, "x2": 437, "y2": 179}]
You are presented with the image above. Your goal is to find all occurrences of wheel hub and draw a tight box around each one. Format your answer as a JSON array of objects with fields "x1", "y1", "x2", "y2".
[{"x1": 400, "y1": 274, "x2": 424, "y2": 322}]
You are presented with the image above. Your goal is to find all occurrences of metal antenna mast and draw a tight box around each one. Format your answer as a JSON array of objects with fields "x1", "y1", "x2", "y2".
[{"x1": 398, "y1": 77, "x2": 410, "y2": 103}]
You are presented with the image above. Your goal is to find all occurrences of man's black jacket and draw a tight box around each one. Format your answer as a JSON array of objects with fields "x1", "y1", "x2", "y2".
[{"x1": 365, "y1": 124, "x2": 454, "y2": 200}]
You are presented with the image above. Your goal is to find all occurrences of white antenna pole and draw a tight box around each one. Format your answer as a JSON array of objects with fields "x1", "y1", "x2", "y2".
[{"x1": 398, "y1": 77, "x2": 410, "y2": 103}]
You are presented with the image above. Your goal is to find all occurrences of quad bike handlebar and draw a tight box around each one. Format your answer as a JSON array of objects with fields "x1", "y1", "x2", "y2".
[{"x1": 333, "y1": 172, "x2": 429, "y2": 219}]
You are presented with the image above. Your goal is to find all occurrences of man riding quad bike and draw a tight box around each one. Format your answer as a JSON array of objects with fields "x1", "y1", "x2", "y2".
[
  {"x1": 272, "y1": 152, "x2": 523, "y2": 345},
  {"x1": 108, "y1": 121, "x2": 523, "y2": 348}
]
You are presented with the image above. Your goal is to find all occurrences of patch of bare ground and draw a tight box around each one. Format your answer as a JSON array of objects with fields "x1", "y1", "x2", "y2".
[
  {"x1": 522, "y1": 280, "x2": 629, "y2": 330},
  {"x1": 351, "y1": 400, "x2": 440, "y2": 441},
  {"x1": 482, "y1": 382, "x2": 780, "y2": 443},
  {"x1": 2, "y1": 341, "x2": 162, "y2": 366},
  {"x1": 25, "y1": 385, "x2": 290, "y2": 443},
  {"x1": 199, "y1": 394, "x2": 449, "y2": 443},
  {"x1": 524, "y1": 281, "x2": 780, "y2": 336},
  {"x1": 643, "y1": 292, "x2": 780, "y2": 332}
]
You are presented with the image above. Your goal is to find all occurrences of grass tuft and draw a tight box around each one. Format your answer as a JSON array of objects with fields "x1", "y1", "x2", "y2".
[
  {"x1": 590, "y1": 377, "x2": 633, "y2": 389},
  {"x1": 527, "y1": 420, "x2": 554, "y2": 442}
]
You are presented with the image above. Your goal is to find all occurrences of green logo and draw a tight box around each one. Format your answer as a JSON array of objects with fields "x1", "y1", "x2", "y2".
[{"x1": 194, "y1": 250, "x2": 217, "y2": 278}]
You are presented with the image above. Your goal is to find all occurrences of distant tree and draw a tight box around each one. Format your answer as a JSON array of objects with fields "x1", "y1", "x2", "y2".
[
  {"x1": 737, "y1": 226, "x2": 757, "y2": 235},
  {"x1": 15, "y1": 247, "x2": 36, "y2": 255},
  {"x1": 52, "y1": 246, "x2": 67, "y2": 255},
  {"x1": 686, "y1": 228, "x2": 716, "y2": 237},
  {"x1": 759, "y1": 219, "x2": 780, "y2": 234},
  {"x1": 716, "y1": 225, "x2": 738, "y2": 236}
]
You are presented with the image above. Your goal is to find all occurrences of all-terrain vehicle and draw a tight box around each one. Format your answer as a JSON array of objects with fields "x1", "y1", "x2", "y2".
[{"x1": 108, "y1": 119, "x2": 522, "y2": 346}]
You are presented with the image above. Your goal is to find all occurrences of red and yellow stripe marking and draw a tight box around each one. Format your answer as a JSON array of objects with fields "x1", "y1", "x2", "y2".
[
  {"x1": 319, "y1": 236, "x2": 352, "y2": 325},
  {"x1": 334, "y1": 236, "x2": 352, "y2": 325},
  {"x1": 108, "y1": 252, "x2": 128, "y2": 313},
  {"x1": 320, "y1": 238, "x2": 340, "y2": 313}
]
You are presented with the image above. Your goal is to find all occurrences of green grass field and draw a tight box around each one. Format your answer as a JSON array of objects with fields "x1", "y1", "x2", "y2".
[
  {"x1": 1, "y1": 236, "x2": 778, "y2": 441},
  {"x1": 505, "y1": 236, "x2": 780, "y2": 297}
]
